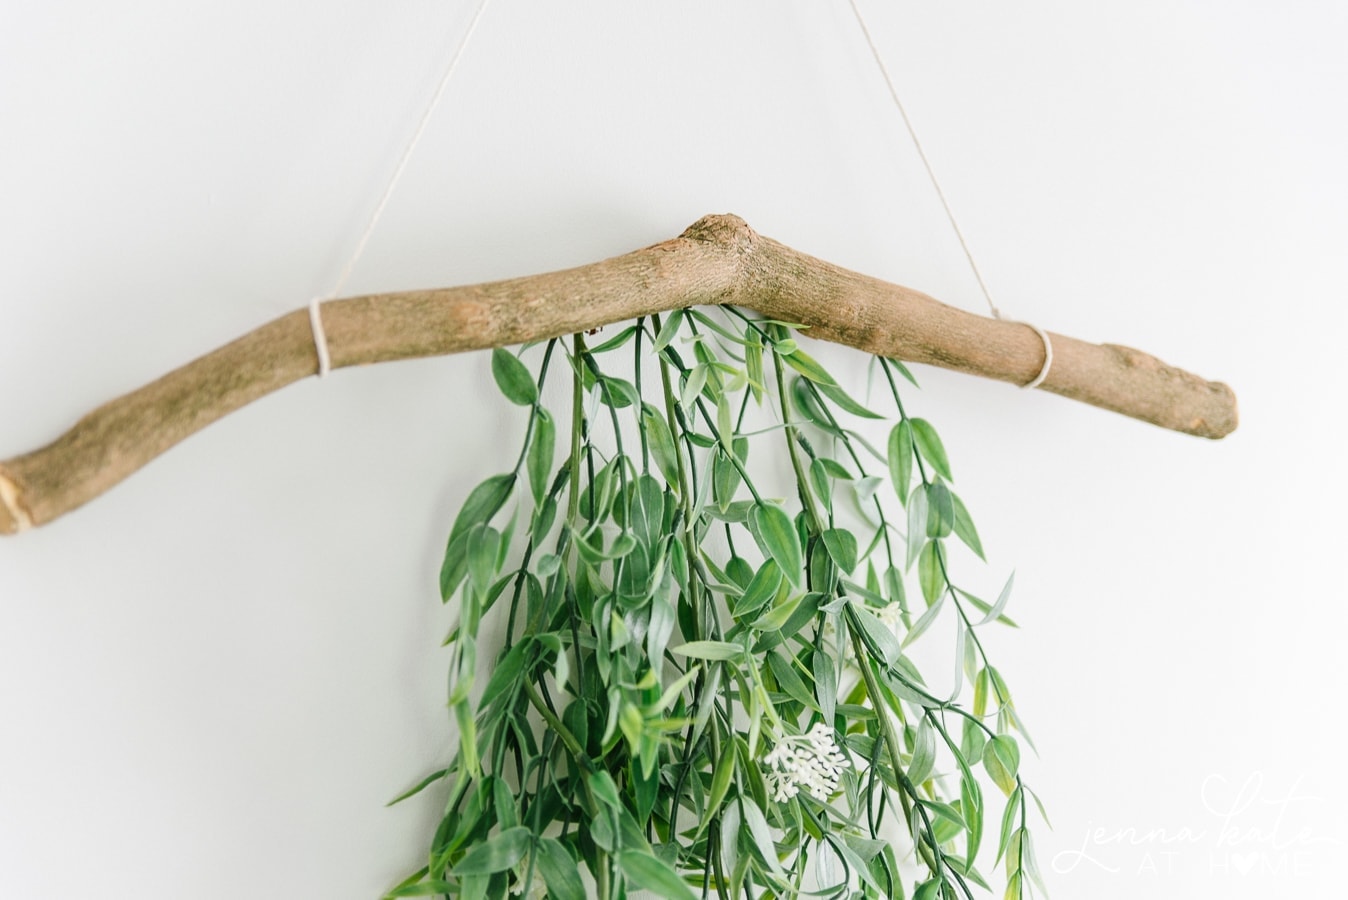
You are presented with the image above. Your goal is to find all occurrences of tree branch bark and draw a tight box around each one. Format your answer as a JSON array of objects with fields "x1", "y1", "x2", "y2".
[{"x1": 0, "y1": 214, "x2": 1236, "y2": 535}]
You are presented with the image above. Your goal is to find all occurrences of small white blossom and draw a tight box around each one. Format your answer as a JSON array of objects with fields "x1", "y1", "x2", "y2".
[
  {"x1": 509, "y1": 856, "x2": 547, "y2": 900},
  {"x1": 874, "y1": 601, "x2": 904, "y2": 633},
  {"x1": 761, "y1": 722, "x2": 849, "y2": 803}
]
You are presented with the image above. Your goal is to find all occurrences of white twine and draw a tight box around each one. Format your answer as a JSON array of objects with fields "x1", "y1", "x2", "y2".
[
  {"x1": 308, "y1": 298, "x2": 333, "y2": 378},
  {"x1": 1015, "y1": 321, "x2": 1054, "y2": 390},
  {"x1": 847, "y1": 0, "x2": 1053, "y2": 389},
  {"x1": 308, "y1": 0, "x2": 492, "y2": 377}
]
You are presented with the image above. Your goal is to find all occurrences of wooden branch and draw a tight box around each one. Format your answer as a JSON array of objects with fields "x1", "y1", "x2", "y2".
[{"x1": 0, "y1": 214, "x2": 1236, "y2": 535}]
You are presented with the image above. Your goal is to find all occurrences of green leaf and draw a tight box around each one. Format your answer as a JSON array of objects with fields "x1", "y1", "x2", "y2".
[
  {"x1": 490, "y1": 348, "x2": 537, "y2": 406},
  {"x1": 733, "y1": 559, "x2": 782, "y2": 619},
  {"x1": 821, "y1": 528, "x2": 859, "y2": 574},
  {"x1": 983, "y1": 735, "x2": 1021, "y2": 796},
  {"x1": 687, "y1": 308, "x2": 752, "y2": 345},
  {"x1": 745, "y1": 327, "x2": 765, "y2": 401},
  {"x1": 962, "y1": 715, "x2": 989, "y2": 769},
  {"x1": 782, "y1": 348, "x2": 837, "y2": 385},
  {"x1": 923, "y1": 799, "x2": 968, "y2": 831},
  {"x1": 526, "y1": 409, "x2": 554, "y2": 504},
  {"x1": 910, "y1": 418, "x2": 953, "y2": 481},
  {"x1": 813, "y1": 648, "x2": 838, "y2": 724},
  {"x1": 752, "y1": 503, "x2": 803, "y2": 588},
  {"x1": 653, "y1": 309, "x2": 685, "y2": 352},
  {"x1": 453, "y1": 825, "x2": 532, "y2": 875},
  {"x1": 887, "y1": 357, "x2": 920, "y2": 387},
  {"x1": 766, "y1": 650, "x2": 819, "y2": 712},
  {"x1": 535, "y1": 838, "x2": 586, "y2": 900},
  {"x1": 752, "y1": 592, "x2": 822, "y2": 646},
  {"x1": 955, "y1": 587, "x2": 1020, "y2": 628},
  {"x1": 977, "y1": 572, "x2": 1017, "y2": 627},
  {"x1": 962, "y1": 772, "x2": 985, "y2": 869},
  {"x1": 973, "y1": 667, "x2": 991, "y2": 717},
  {"x1": 913, "y1": 878, "x2": 942, "y2": 900},
  {"x1": 588, "y1": 770, "x2": 622, "y2": 810},
  {"x1": 628, "y1": 474, "x2": 665, "y2": 549},
  {"x1": 918, "y1": 539, "x2": 945, "y2": 608},
  {"x1": 791, "y1": 376, "x2": 840, "y2": 433},
  {"x1": 571, "y1": 526, "x2": 637, "y2": 564},
  {"x1": 618, "y1": 850, "x2": 696, "y2": 899},
  {"x1": 855, "y1": 475, "x2": 883, "y2": 504},
  {"x1": 951, "y1": 492, "x2": 985, "y2": 560},
  {"x1": 533, "y1": 494, "x2": 558, "y2": 540},
  {"x1": 600, "y1": 376, "x2": 639, "y2": 409},
  {"x1": 901, "y1": 592, "x2": 945, "y2": 649},
  {"x1": 808, "y1": 458, "x2": 834, "y2": 510},
  {"x1": 386, "y1": 882, "x2": 459, "y2": 897},
  {"x1": 704, "y1": 744, "x2": 736, "y2": 827},
  {"x1": 641, "y1": 403, "x2": 679, "y2": 483},
  {"x1": 816, "y1": 380, "x2": 884, "y2": 418},
  {"x1": 888, "y1": 421, "x2": 914, "y2": 506},
  {"x1": 588, "y1": 324, "x2": 637, "y2": 354},
  {"x1": 909, "y1": 717, "x2": 937, "y2": 786},
  {"x1": 905, "y1": 510, "x2": 934, "y2": 589},
  {"x1": 386, "y1": 768, "x2": 450, "y2": 807},
  {"x1": 925, "y1": 482, "x2": 955, "y2": 539},
  {"x1": 681, "y1": 365, "x2": 708, "y2": 412},
  {"x1": 647, "y1": 594, "x2": 676, "y2": 678},
  {"x1": 848, "y1": 603, "x2": 902, "y2": 667},
  {"x1": 718, "y1": 800, "x2": 741, "y2": 881},
  {"x1": 740, "y1": 797, "x2": 786, "y2": 875},
  {"x1": 1022, "y1": 828, "x2": 1048, "y2": 894},
  {"x1": 815, "y1": 457, "x2": 853, "y2": 479},
  {"x1": 671, "y1": 640, "x2": 743, "y2": 661},
  {"x1": 714, "y1": 445, "x2": 744, "y2": 513},
  {"x1": 466, "y1": 524, "x2": 501, "y2": 595},
  {"x1": 996, "y1": 787, "x2": 1022, "y2": 865},
  {"x1": 441, "y1": 474, "x2": 515, "y2": 600},
  {"x1": 448, "y1": 473, "x2": 515, "y2": 548},
  {"x1": 491, "y1": 776, "x2": 518, "y2": 830},
  {"x1": 725, "y1": 555, "x2": 754, "y2": 588},
  {"x1": 477, "y1": 639, "x2": 529, "y2": 709},
  {"x1": 884, "y1": 566, "x2": 908, "y2": 615},
  {"x1": 453, "y1": 701, "x2": 478, "y2": 776},
  {"x1": 654, "y1": 666, "x2": 700, "y2": 714}
]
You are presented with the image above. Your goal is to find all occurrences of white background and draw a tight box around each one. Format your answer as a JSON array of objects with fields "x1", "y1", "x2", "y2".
[{"x1": 2, "y1": 2, "x2": 1344, "y2": 898}]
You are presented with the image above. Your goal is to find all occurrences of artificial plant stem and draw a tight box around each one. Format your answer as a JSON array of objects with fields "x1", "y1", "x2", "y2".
[
  {"x1": 510, "y1": 339, "x2": 557, "y2": 474},
  {"x1": 633, "y1": 317, "x2": 649, "y2": 472},
  {"x1": 658, "y1": 341, "x2": 765, "y2": 505},
  {"x1": 770, "y1": 331, "x2": 824, "y2": 533},
  {"x1": 878, "y1": 356, "x2": 1008, "y2": 699},
  {"x1": 842, "y1": 604, "x2": 954, "y2": 883},
  {"x1": 801, "y1": 378, "x2": 897, "y2": 563},
  {"x1": 567, "y1": 335, "x2": 585, "y2": 539}
]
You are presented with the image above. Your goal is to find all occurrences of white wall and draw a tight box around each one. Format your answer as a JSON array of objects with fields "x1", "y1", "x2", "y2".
[{"x1": 1, "y1": 2, "x2": 1344, "y2": 898}]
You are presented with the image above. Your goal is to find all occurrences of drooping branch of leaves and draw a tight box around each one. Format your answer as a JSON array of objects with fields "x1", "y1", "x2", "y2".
[
  {"x1": 389, "y1": 307, "x2": 1049, "y2": 899},
  {"x1": 0, "y1": 213, "x2": 1235, "y2": 536}
]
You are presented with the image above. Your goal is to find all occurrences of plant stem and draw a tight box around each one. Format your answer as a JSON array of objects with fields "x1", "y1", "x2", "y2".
[{"x1": 770, "y1": 327, "x2": 824, "y2": 532}]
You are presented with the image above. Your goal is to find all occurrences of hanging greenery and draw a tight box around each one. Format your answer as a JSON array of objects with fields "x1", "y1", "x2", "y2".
[{"x1": 385, "y1": 308, "x2": 1045, "y2": 899}]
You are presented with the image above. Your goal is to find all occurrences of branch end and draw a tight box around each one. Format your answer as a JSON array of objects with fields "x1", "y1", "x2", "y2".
[{"x1": 0, "y1": 466, "x2": 33, "y2": 535}]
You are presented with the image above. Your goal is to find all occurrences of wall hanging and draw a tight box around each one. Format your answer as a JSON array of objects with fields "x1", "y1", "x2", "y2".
[
  {"x1": 0, "y1": 212, "x2": 1235, "y2": 899},
  {"x1": 0, "y1": 4, "x2": 1240, "y2": 899}
]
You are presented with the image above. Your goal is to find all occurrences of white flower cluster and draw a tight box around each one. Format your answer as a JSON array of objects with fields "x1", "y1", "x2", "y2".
[
  {"x1": 761, "y1": 722, "x2": 849, "y2": 802},
  {"x1": 874, "y1": 601, "x2": 905, "y2": 632}
]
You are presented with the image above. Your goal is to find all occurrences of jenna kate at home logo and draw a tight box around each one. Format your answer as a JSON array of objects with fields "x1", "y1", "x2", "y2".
[{"x1": 1051, "y1": 772, "x2": 1342, "y2": 878}]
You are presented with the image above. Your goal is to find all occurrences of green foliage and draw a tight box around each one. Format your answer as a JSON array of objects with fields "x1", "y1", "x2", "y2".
[{"x1": 394, "y1": 310, "x2": 1045, "y2": 899}]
